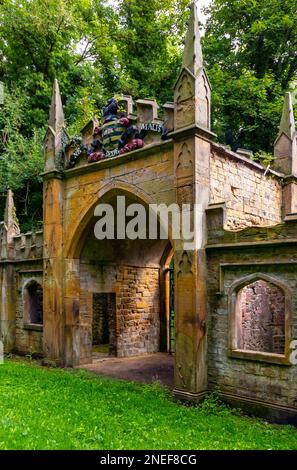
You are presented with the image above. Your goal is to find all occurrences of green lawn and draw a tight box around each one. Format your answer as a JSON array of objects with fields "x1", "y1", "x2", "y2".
[{"x1": 0, "y1": 360, "x2": 297, "y2": 450}]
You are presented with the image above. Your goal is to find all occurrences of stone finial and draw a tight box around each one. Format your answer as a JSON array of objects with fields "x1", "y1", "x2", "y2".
[
  {"x1": 274, "y1": 92, "x2": 297, "y2": 175},
  {"x1": 44, "y1": 79, "x2": 67, "y2": 172},
  {"x1": 174, "y1": 1, "x2": 211, "y2": 131},
  {"x1": 48, "y1": 79, "x2": 65, "y2": 132},
  {"x1": 4, "y1": 188, "x2": 20, "y2": 243},
  {"x1": 182, "y1": 1, "x2": 203, "y2": 76},
  {"x1": 278, "y1": 92, "x2": 296, "y2": 140},
  {"x1": 81, "y1": 117, "x2": 99, "y2": 146}
]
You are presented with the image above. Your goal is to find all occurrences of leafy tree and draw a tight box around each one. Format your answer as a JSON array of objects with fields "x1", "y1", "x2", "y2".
[
  {"x1": 0, "y1": 0, "x2": 118, "y2": 229},
  {"x1": 0, "y1": 88, "x2": 44, "y2": 230},
  {"x1": 0, "y1": 0, "x2": 190, "y2": 229},
  {"x1": 2, "y1": 0, "x2": 296, "y2": 230},
  {"x1": 203, "y1": 0, "x2": 297, "y2": 152},
  {"x1": 117, "y1": 0, "x2": 190, "y2": 103}
]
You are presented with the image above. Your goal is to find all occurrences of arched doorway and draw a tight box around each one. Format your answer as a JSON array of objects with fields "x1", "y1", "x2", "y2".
[{"x1": 73, "y1": 189, "x2": 174, "y2": 366}]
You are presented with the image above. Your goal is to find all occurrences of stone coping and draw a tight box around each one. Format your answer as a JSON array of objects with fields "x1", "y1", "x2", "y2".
[
  {"x1": 43, "y1": 139, "x2": 173, "y2": 180},
  {"x1": 23, "y1": 323, "x2": 43, "y2": 332},
  {"x1": 211, "y1": 142, "x2": 284, "y2": 178}
]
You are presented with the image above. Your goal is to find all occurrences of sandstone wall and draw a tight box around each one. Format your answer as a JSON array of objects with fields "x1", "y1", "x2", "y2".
[
  {"x1": 210, "y1": 146, "x2": 282, "y2": 229},
  {"x1": 79, "y1": 261, "x2": 160, "y2": 360},
  {"x1": 15, "y1": 268, "x2": 43, "y2": 356},
  {"x1": 206, "y1": 214, "x2": 297, "y2": 411}
]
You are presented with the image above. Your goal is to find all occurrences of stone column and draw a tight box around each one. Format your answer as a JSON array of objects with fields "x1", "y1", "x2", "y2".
[
  {"x1": 0, "y1": 264, "x2": 16, "y2": 352},
  {"x1": 42, "y1": 80, "x2": 66, "y2": 365},
  {"x1": 173, "y1": 131, "x2": 212, "y2": 399},
  {"x1": 42, "y1": 175, "x2": 64, "y2": 365},
  {"x1": 274, "y1": 92, "x2": 297, "y2": 217},
  {"x1": 171, "y1": 1, "x2": 215, "y2": 400},
  {"x1": 64, "y1": 258, "x2": 82, "y2": 366},
  {"x1": 0, "y1": 189, "x2": 20, "y2": 352}
]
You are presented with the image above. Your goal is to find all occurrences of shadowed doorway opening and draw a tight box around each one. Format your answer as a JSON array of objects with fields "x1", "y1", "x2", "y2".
[{"x1": 92, "y1": 293, "x2": 116, "y2": 357}]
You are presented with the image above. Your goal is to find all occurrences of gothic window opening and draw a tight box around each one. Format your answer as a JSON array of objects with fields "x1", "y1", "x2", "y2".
[
  {"x1": 235, "y1": 279, "x2": 285, "y2": 355},
  {"x1": 24, "y1": 280, "x2": 43, "y2": 325}
]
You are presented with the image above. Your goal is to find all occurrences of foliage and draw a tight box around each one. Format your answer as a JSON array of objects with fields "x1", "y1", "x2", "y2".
[
  {"x1": 1, "y1": 360, "x2": 297, "y2": 450},
  {"x1": 203, "y1": 0, "x2": 297, "y2": 152},
  {"x1": 1, "y1": 0, "x2": 297, "y2": 228},
  {"x1": 0, "y1": 0, "x2": 190, "y2": 229},
  {"x1": 0, "y1": 88, "x2": 44, "y2": 230},
  {"x1": 117, "y1": 0, "x2": 190, "y2": 103},
  {"x1": 198, "y1": 388, "x2": 232, "y2": 417}
]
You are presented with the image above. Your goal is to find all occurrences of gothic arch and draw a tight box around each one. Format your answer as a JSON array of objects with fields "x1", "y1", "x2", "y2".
[
  {"x1": 23, "y1": 279, "x2": 43, "y2": 325},
  {"x1": 228, "y1": 273, "x2": 292, "y2": 361},
  {"x1": 65, "y1": 181, "x2": 157, "y2": 260},
  {"x1": 65, "y1": 179, "x2": 176, "y2": 261}
]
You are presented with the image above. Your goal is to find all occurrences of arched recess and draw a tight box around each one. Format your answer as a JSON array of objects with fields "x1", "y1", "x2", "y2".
[
  {"x1": 23, "y1": 279, "x2": 43, "y2": 325},
  {"x1": 228, "y1": 273, "x2": 292, "y2": 362},
  {"x1": 64, "y1": 180, "x2": 175, "y2": 365},
  {"x1": 65, "y1": 180, "x2": 157, "y2": 261}
]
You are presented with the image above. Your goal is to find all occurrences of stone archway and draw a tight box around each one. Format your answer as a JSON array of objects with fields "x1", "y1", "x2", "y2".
[{"x1": 63, "y1": 186, "x2": 174, "y2": 367}]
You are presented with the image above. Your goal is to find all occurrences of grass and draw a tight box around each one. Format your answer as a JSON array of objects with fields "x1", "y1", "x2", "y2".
[{"x1": 0, "y1": 359, "x2": 297, "y2": 450}]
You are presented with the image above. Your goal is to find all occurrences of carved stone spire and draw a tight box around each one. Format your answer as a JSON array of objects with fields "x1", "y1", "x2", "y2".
[
  {"x1": 182, "y1": 1, "x2": 204, "y2": 76},
  {"x1": 174, "y1": 1, "x2": 211, "y2": 131},
  {"x1": 278, "y1": 92, "x2": 296, "y2": 140},
  {"x1": 48, "y1": 79, "x2": 65, "y2": 133},
  {"x1": 44, "y1": 79, "x2": 67, "y2": 172},
  {"x1": 274, "y1": 92, "x2": 297, "y2": 175},
  {"x1": 4, "y1": 188, "x2": 20, "y2": 243}
]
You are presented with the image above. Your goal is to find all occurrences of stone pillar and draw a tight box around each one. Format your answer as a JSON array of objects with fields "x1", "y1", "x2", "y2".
[
  {"x1": 173, "y1": 133, "x2": 212, "y2": 399},
  {"x1": 172, "y1": 1, "x2": 215, "y2": 400},
  {"x1": 0, "y1": 264, "x2": 16, "y2": 352},
  {"x1": 64, "y1": 258, "x2": 82, "y2": 366},
  {"x1": 43, "y1": 176, "x2": 64, "y2": 365},
  {"x1": 282, "y1": 177, "x2": 297, "y2": 216},
  {"x1": 0, "y1": 189, "x2": 20, "y2": 351},
  {"x1": 274, "y1": 92, "x2": 297, "y2": 217},
  {"x1": 42, "y1": 80, "x2": 66, "y2": 365}
]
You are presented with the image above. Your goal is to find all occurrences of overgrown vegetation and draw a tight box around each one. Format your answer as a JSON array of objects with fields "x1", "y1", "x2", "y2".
[
  {"x1": 0, "y1": 360, "x2": 297, "y2": 450},
  {"x1": 0, "y1": 0, "x2": 296, "y2": 229}
]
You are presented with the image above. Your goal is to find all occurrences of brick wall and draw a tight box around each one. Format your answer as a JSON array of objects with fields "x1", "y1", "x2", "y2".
[
  {"x1": 79, "y1": 261, "x2": 160, "y2": 359},
  {"x1": 210, "y1": 148, "x2": 282, "y2": 229}
]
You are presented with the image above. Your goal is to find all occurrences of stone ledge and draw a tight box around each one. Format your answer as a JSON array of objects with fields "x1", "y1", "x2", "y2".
[
  {"x1": 174, "y1": 388, "x2": 297, "y2": 424},
  {"x1": 220, "y1": 391, "x2": 297, "y2": 425},
  {"x1": 173, "y1": 389, "x2": 207, "y2": 403},
  {"x1": 228, "y1": 349, "x2": 291, "y2": 366},
  {"x1": 168, "y1": 123, "x2": 216, "y2": 142},
  {"x1": 211, "y1": 141, "x2": 284, "y2": 178},
  {"x1": 206, "y1": 238, "x2": 297, "y2": 250},
  {"x1": 63, "y1": 140, "x2": 173, "y2": 179},
  {"x1": 23, "y1": 323, "x2": 43, "y2": 332},
  {"x1": 0, "y1": 258, "x2": 43, "y2": 265},
  {"x1": 284, "y1": 213, "x2": 297, "y2": 222}
]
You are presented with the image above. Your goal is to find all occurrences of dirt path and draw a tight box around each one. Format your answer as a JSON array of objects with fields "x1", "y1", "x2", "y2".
[{"x1": 79, "y1": 353, "x2": 174, "y2": 389}]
